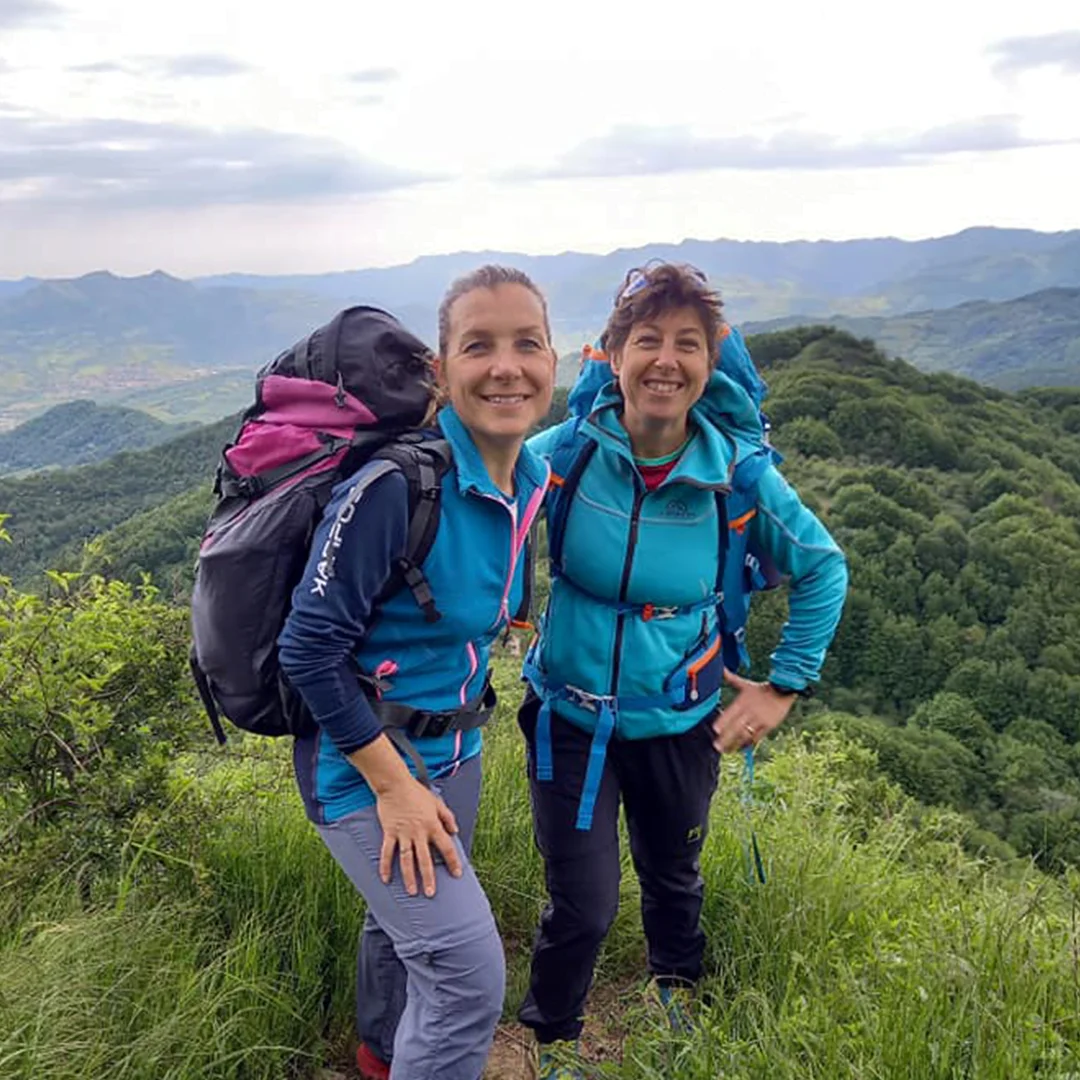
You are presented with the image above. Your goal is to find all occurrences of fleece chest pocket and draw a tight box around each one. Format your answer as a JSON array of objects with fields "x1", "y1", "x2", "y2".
[{"x1": 664, "y1": 630, "x2": 724, "y2": 711}]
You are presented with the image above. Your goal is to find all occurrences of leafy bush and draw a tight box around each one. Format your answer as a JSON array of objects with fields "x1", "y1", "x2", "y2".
[{"x1": 0, "y1": 565, "x2": 199, "y2": 895}]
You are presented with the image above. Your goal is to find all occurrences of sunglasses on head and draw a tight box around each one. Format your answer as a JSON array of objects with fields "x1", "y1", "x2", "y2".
[{"x1": 616, "y1": 262, "x2": 710, "y2": 306}]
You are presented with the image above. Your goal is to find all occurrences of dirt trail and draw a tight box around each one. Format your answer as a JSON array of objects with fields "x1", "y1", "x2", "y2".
[
  {"x1": 482, "y1": 1005, "x2": 627, "y2": 1078},
  {"x1": 324, "y1": 984, "x2": 633, "y2": 1079}
]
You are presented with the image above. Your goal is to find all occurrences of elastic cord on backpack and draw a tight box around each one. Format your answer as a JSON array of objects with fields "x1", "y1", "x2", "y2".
[{"x1": 741, "y1": 746, "x2": 767, "y2": 885}]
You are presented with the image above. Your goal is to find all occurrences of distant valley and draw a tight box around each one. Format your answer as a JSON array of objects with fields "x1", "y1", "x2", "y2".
[
  {"x1": 0, "y1": 271, "x2": 345, "y2": 429},
  {"x1": 1, "y1": 226, "x2": 1078, "y2": 430}
]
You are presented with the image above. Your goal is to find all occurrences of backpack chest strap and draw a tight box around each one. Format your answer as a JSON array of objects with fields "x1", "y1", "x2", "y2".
[{"x1": 550, "y1": 563, "x2": 721, "y2": 621}]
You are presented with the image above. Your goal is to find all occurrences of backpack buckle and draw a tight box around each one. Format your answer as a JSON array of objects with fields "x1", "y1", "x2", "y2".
[
  {"x1": 564, "y1": 685, "x2": 614, "y2": 713},
  {"x1": 641, "y1": 603, "x2": 677, "y2": 621},
  {"x1": 234, "y1": 475, "x2": 264, "y2": 499},
  {"x1": 408, "y1": 712, "x2": 452, "y2": 739}
]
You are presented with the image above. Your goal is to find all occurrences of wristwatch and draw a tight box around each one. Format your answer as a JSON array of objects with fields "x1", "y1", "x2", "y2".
[{"x1": 768, "y1": 681, "x2": 814, "y2": 699}]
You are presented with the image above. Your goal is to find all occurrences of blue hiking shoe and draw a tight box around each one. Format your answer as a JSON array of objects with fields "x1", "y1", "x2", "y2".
[
  {"x1": 654, "y1": 982, "x2": 696, "y2": 1035},
  {"x1": 535, "y1": 1039, "x2": 586, "y2": 1079}
]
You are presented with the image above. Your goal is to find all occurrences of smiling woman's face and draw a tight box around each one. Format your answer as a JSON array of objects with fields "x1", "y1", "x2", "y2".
[
  {"x1": 611, "y1": 305, "x2": 711, "y2": 429},
  {"x1": 438, "y1": 283, "x2": 556, "y2": 450}
]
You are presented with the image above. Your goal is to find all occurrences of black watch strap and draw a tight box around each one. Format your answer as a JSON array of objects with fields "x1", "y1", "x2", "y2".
[{"x1": 768, "y1": 681, "x2": 814, "y2": 699}]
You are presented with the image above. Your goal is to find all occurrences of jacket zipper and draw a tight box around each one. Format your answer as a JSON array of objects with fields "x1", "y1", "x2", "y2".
[
  {"x1": 476, "y1": 467, "x2": 548, "y2": 634},
  {"x1": 477, "y1": 492, "x2": 519, "y2": 630},
  {"x1": 687, "y1": 635, "x2": 721, "y2": 702},
  {"x1": 609, "y1": 479, "x2": 645, "y2": 697},
  {"x1": 460, "y1": 641, "x2": 479, "y2": 705}
]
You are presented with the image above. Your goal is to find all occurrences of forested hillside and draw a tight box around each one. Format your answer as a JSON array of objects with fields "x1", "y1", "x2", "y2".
[
  {"x1": 742, "y1": 327, "x2": 1080, "y2": 867},
  {"x1": 0, "y1": 414, "x2": 236, "y2": 581},
  {"x1": 3, "y1": 325, "x2": 1080, "y2": 1078},
  {"x1": 4, "y1": 327, "x2": 1080, "y2": 867},
  {"x1": 0, "y1": 400, "x2": 187, "y2": 475},
  {"x1": 744, "y1": 287, "x2": 1080, "y2": 389}
]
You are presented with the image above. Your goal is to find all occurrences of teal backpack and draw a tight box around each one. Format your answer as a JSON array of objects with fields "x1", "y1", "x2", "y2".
[
  {"x1": 543, "y1": 323, "x2": 783, "y2": 676},
  {"x1": 526, "y1": 325, "x2": 783, "y2": 852}
]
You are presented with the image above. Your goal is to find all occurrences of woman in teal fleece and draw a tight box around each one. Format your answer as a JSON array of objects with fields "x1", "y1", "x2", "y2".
[
  {"x1": 517, "y1": 262, "x2": 849, "y2": 1071},
  {"x1": 278, "y1": 265, "x2": 554, "y2": 1080}
]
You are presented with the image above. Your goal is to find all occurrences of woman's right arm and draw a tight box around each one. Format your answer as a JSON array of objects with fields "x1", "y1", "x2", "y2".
[{"x1": 278, "y1": 467, "x2": 463, "y2": 897}]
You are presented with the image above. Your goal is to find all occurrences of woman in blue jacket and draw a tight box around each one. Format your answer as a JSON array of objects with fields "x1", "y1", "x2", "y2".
[
  {"x1": 277, "y1": 265, "x2": 555, "y2": 1080},
  {"x1": 518, "y1": 262, "x2": 849, "y2": 1072}
]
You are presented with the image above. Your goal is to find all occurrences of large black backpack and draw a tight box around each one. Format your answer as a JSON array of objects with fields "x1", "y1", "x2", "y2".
[{"x1": 190, "y1": 305, "x2": 460, "y2": 744}]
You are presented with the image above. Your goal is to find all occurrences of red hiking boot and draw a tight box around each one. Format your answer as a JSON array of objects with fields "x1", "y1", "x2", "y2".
[{"x1": 355, "y1": 1041, "x2": 390, "y2": 1080}]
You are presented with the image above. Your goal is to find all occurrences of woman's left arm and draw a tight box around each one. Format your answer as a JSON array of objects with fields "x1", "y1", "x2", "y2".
[{"x1": 713, "y1": 465, "x2": 849, "y2": 752}]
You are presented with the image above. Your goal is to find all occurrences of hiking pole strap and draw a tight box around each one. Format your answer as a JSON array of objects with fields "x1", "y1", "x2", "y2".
[
  {"x1": 741, "y1": 746, "x2": 767, "y2": 885},
  {"x1": 383, "y1": 728, "x2": 432, "y2": 788},
  {"x1": 189, "y1": 651, "x2": 227, "y2": 746}
]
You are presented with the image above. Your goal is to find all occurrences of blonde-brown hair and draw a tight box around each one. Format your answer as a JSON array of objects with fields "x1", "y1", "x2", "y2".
[
  {"x1": 423, "y1": 264, "x2": 553, "y2": 425},
  {"x1": 437, "y1": 264, "x2": 552, "y2": 357}
]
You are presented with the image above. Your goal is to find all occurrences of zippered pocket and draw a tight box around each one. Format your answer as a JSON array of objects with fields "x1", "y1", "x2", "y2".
[{"x1": 664, "y1": 630, "x2": 724, "y2": 711}]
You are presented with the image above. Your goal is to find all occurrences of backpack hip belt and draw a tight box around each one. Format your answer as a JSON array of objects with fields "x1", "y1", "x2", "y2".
[
  {"x1": 522, "y1": 656, "x2": 701, "y2": 832},
  {"x1": 367, "y1": 672, "x2": 497, "y2": 739},
  {"x1": 370, "y1": 674, "x2": 497, "y2": 789}
]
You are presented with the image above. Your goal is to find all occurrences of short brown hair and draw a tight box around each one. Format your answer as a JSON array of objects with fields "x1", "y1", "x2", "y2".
[
  {"x1": 600, "y1": 262, "x2": 724, "y2": 362},
  {"x1": 437, "y1": 264, "x2": 552, "y2": 357}
]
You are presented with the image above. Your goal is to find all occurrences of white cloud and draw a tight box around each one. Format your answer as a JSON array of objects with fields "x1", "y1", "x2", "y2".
[
  {"x1": 347, "y1": 67, "x2": 398, "y2": 84},
  {"x1": 66, "y1": 54, "x2": 252, "y2": 78},
  {"x1": 0, "y1": 0, "x2": 62, "y2": 29},
  {"x1": 144, "y1": 54, "x2": 252, "y2": 78},
  {"x1": 505, "y1": 116, "x2": 1075, "y2": 181},
  {"x1": 67, "y1": 60, "x2": 127, "y2": 74},
  {"x1": 0, "y1": 112, "x2": 440, "y2": 208},
  {"x1": 0, "y1": 0, "x2": 1078, "y2": 276},
  {"x1": 989, "y1": 30, "x2": 1080, "y2": 76}
]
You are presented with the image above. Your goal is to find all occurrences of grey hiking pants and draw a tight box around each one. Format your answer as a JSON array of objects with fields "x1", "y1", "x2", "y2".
[{"x1": 314, "y1": 754, "x2": 505, "y2": 1080}]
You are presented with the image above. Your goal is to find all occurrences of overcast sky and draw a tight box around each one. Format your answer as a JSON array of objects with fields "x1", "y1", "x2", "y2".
[{"x1": 0, "y1": 0, "x2": 1078, "y2": 278}]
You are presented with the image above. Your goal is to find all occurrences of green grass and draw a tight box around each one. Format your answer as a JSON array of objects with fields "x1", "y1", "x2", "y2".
[
  {"x1": 2, "y1": 662, "x2": 1078, "y2": 1079},
  {"x1": 0, "y1": 746, "x2": 362, "y2": 1079},
  {"x1": 608, "y1": 737, "x2": 1080, "y2": 1079}
]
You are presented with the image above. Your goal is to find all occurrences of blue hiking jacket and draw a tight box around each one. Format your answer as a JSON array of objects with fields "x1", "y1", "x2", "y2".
[
  {"x1": 278, "y1": 406, "x2": 550, "y2": 824},
  {"x1": 525, "y1": 369, "x2": 849, "y2": 743}
]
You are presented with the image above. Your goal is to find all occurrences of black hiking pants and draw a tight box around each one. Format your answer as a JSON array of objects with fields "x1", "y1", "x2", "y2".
[{"x1": 516, "y1": 688, "x2": 721, "y2": 1044}]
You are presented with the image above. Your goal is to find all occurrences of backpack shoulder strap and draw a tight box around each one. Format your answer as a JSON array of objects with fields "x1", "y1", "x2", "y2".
[
  {"x1": 547, "y1": 427, "x2": 597, "y2": 574},
  {"x1": 373, "y1": 435, "x2": 454, "y2": 623},
  {"x1": 733, "y1": 448, "x2": 783, "y2": 594},
  {"x1": 717, "y1": 449, "x2": 777, "y2": 671},
  {"x1": 714, "y1": 487, "x2": 730, "y2": 596}
]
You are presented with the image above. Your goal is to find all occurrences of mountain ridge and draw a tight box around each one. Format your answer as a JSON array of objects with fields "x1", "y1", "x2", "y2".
[
  {"x1": 2, "y1": 226, "x2": 1079, "y2": 429},
  {"x1": 744, "y1": 287, "x2": 1080, "y2": 389}
]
